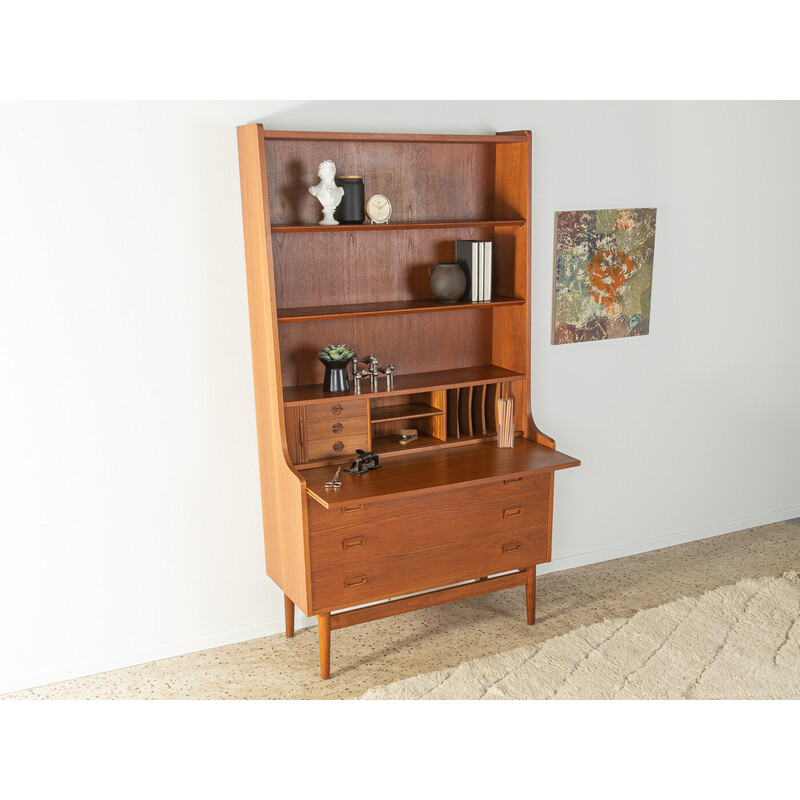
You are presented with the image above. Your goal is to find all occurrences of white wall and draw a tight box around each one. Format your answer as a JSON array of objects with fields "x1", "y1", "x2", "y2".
[{"x1": 2, "y1": 101, "x2": 798, "y2": 694}]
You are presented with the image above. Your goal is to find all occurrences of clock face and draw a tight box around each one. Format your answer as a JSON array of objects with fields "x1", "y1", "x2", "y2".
[{"x1": 366, "y1": 194, "x2": 392, "y2": 223}]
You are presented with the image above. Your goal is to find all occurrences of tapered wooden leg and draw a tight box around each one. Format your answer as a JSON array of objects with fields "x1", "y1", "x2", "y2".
[
  {"x1": 317, "y1": 612, "x2": 331, "y2": 679},
  {"x1": 525, "y1": 567, "x2": 536, "y2": 624},
  {"x1": 284, "y1": 594, "x2": 295, "y2": 638}
]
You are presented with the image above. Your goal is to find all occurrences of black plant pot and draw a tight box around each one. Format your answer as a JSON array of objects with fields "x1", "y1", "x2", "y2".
[{"x1": 321, "y1": 359, "x2": 351, "y2": 393}]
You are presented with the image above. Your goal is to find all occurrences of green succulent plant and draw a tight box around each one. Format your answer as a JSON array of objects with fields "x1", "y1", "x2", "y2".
[{"x1": 317, "y1": 343, "x2": 355, "y2": 362}]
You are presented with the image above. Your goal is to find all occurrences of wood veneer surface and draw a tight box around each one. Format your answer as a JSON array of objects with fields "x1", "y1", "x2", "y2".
[
  {"x1": 264, "y1": 140, "x2": 496, "y2": 227},
  {"x1": 303, "y1": 439, "x2": 579, "y2": 508}
]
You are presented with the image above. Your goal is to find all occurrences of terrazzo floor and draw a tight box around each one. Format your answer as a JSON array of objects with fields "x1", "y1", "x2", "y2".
[{"x1": 3, "y1": 521, "x2": 799, "y2": 700}]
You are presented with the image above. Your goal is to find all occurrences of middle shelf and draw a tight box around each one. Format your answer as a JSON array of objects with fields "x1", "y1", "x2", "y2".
[
  {"x1": 369, "y1": 402, "x2": 443, "y2": 424},
  {"x1": 283, "y1": 364, "x2": 525, "y2": 407},
  {"x1": 276, "y1": 296, "x2": 524, "y2": 323}
]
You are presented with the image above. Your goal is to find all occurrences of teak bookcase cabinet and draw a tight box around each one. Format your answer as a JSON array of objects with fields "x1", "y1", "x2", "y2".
[{"x1": 237, "y1": 125, "x2": 580, "y2": 678}]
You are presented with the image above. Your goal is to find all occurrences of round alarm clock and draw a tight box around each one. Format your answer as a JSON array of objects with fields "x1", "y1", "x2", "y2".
[{"x1": 365, "y1": 194, "x2": 392, "y2": 224}]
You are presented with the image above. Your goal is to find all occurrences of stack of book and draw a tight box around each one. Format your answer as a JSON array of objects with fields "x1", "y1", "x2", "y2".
[{"x1": 455, "y1": 240, "x2": 493, "y2": 302}]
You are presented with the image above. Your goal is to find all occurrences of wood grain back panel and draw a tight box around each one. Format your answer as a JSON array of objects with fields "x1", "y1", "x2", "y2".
[
  {"x1": 272, "y1": 227, "x2": 496, "y2": 309},
  {"x1": 264, "y1": 140, "x2": 496, "y2": 226},
  {"x1": 277, "y1": 307, "x2": 494, "y2": 387}
]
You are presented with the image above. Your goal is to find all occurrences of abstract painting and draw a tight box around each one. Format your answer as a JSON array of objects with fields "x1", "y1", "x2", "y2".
[{"x1": 553, "y1": 208, "x2": 657, "y2": 344}]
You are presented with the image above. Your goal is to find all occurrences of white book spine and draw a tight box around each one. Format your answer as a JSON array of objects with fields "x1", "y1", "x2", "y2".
[
  {"x1": 471, "y1": 241, "x2": 479, "y2": 302},
  {"x1": 484, "y1": 241, "x2": 492, "y2": 301},
  {"x1": 477, "y1": 242, "x2": 484, "y2": 302}
]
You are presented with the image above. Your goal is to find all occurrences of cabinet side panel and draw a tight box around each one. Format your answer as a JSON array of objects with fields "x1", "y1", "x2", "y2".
[
  {"x1": 237, "y1": 124, "x2": 311, "y2": 613},
  {"x1": 494, "y1": 137, "x2": 531, "y2": 438},
  {"x1": 494, "y1": 133, "x2": 554, "y2": 448}
]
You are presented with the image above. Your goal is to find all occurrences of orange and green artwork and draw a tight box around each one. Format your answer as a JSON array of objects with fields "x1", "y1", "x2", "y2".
[{"x1": 553, "y1": 208, "x2": 657, "y2": 344}]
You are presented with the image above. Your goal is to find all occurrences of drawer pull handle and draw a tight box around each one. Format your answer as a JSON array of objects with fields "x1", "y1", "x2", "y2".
[
  {"x1": 332, "y1": 440, "x2": 344, "y2": 452},
  {"x1": 342, "y1": 537, "x2": 365, "y2": 550},
  {"x1": 299, "y1": 419, "x2": 305, "y2": 446},
  {"x1": 331, "y1": 404, "x2": 344, "y2": 416},
  {"x1": 343, "y1": 504, "x2": 364, "y2": 513},
  {"x1": 504, "y1": 477, "x2": 522, "y2": 484},
  {"x1": 332, "y1": 422, "x2": 343, "y2": 434},
  {"x1": 502, "y1": 543, "x2": 521, "y2": 553},
  {"x1": 503, "y1": 507, "x2": 523, "y2": 518},
  {"x1": 344, "y1": 575, "x2": 366, "y2": 588}
]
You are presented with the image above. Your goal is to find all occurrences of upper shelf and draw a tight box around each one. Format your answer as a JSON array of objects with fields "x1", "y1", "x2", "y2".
[
  {"x1": 277, "y1": 296, "x2": 524, "y2": 323},
  {"x1": 270, "y1": 219, "x2": 526, "y2": 234}
]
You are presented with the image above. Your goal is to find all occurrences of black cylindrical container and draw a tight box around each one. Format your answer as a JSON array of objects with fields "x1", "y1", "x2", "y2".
[{"x1": 334, "y1": 175, "x2": 365, "y2": 224}]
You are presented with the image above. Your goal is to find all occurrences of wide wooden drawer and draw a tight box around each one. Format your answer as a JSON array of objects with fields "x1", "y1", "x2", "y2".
[
  {"x1": 310, "y1": 516, "x2": 547, "y2": 611},
  {"x1": 307, "y1": 473, "x2": 550, "y2": 536},
  {"x1": 308, "y1": 477, "x2": 550, "y2": 611}
]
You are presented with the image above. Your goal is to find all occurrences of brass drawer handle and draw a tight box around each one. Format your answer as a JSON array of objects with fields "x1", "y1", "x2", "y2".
[
  {"x1": 342, "y1": 537, "x2": 365, "y2": 550},
  {"x1": 344, "y1": 575, "x2": 366, "y2": 588},
  {"x1": 343, "y1": 504, "x2": 364, "y2": 513},
  {"x1": 332, "y1": 422, "x2": 344, "y2": 434},
  {"x1": 332, "y1": 440, "x2": 344, "y2": 452},
  {"x1": 504, "y1": 477, "x2": 522, "y2": 484},
  {"x1": 331, "y1": 404, "x2": 344, "y2": 416},
  {"x1": 503, "y1": 507, "x2": 522, "y2": 518},
  {"x1": 502, "y1": 543, "x2": 521, "y2": 553}
]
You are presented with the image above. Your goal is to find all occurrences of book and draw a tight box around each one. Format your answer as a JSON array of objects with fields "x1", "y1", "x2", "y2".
[
  {"x1": 483, "y1": 240, "x2": 492, "y2": 301},
  {"x1": 455, "y1": 240, "x2": 480, "y2": 302},
  {"x1": 477, "y1": 241, "x2": 484, "y2": 301}
]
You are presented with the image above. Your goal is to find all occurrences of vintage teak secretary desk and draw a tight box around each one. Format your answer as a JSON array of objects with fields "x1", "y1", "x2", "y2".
[{"x1": 237, "y1": 124, "x2": 579, "y2": 678}]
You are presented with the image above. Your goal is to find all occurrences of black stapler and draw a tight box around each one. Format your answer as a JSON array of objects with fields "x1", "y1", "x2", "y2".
[{"x1": 345, "y1": 449, "x2": 381, "y2": 475}]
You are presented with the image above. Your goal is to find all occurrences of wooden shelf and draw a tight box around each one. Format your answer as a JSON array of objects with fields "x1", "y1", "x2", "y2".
[
  {"x1": 271, "y1": 219, "x2": 525, "y2": 233},
  {"x1": 372, "y1": 431, "x2": 443, "y2": 453},
  {"x1": 283, "y1": 365, "x2": 525, "y2": 407},
  {"x1": 263, "y1": 130, "x2": 529, "y2": 144},
  {"x1": 303, "y1": 439, "x2": 581, "y2": 509},
  {"x1": 277, "y1": 296, "x2": 523, "y2": 323},
  {"x1": 370, "y1": 402, "x2": 443, "y2": 424},
  {"x1": 374, "y1": 432, "x2": 511, "y2": 458}
]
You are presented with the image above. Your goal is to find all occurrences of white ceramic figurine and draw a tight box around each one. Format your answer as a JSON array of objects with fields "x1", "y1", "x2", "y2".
[{"x1": 308, "y1": 160, "x2": 344, "y2": 225}]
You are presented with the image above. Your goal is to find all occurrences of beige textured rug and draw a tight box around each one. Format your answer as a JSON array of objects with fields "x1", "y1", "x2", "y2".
[{"x1": 359, "y1": 572, "x2": 800, "y2": 700}]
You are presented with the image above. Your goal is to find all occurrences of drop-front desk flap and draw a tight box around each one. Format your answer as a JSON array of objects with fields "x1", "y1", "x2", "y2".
[{"x1": 302, "y1": 439, "x2": 580, "y2": 509}]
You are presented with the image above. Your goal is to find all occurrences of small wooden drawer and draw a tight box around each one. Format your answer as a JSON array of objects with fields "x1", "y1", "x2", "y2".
[
  {"x1": 305, "y1": 400, "x2": 367, "y2": 425},
  {"x1": 306, "y1": 433, "x2": 369, "y2": 461},
  {"x1": 306, "y1": 418, "x2": 368, "y2": 440}
]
